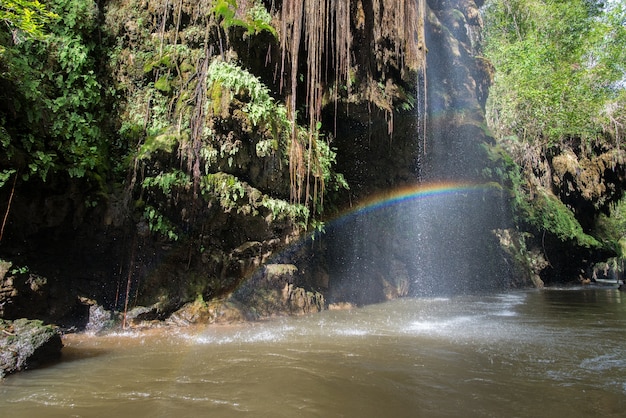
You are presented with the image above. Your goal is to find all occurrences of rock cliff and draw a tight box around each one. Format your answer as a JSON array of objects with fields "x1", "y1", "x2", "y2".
[{"x1": 1, "y1": 0, "x2": 512, "y2": 329}]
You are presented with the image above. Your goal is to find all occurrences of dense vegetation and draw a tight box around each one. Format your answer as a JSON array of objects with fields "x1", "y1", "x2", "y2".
[
  {"x1": 482, "y1": 0, "x2": 626, "y2": 275},
  {"x1": 1, "y1": 0, "x2": 426, "y2": 319},
  {"x1": 484, "y1": 0, "x2": 625, "y2": 147},
  {"x1": 1, "y1": 0, "x2": 108, "y2": 187},
  {"x1": 0, "y1": 0, "x2": 351, "y2": 243}
]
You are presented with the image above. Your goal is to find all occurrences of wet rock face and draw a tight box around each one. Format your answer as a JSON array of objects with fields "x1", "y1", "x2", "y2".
[
  {"x1": 232, "y1": 263, "x2": 325, "y2": 319},
  {"x1": 322, "y1": 0, "x2": 511, "y2": 303},
  {"x1": 0, "y1": 272, "x2": 49, "y2": 319},
  {"x1": 423, "y1": 0, "x2": 494, "y2": 181},
  {"x1": 330, "y1": 0, "x2": 493, "y2": 198},
  {"x1": 84, "y1": 304, "x2": 114, "y2": 334},
  {"x1": 0, "y1": 260, "x2": 81, "y2": 326},
  {"x1": 0, "y1": 260, "x2": 50, "y2": 320},
  {"x1": 166, "y1": 298, "x2": 247, "y2": 326},
  {"x1": 0, "y1": 318, "x2": 63, "y2": 378},
  {"x1": 550, "y1": 148, "x2": 626, "y2": 230}
]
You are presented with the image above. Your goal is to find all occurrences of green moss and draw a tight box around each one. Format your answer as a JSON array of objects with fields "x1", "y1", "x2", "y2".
[
  {"x1": 483, "y1": 143, "x2": 599, "y2": 248},
  {"x1": 143, "y1": 54, "x2": 172, "y2": 73},
  {"x1": 210, "y1": 82, "x2": 226, "y2": 117},
  {"x1": 154, "y1": 76, "x2": 172, "y2": 93},
  {"x1": 137, "y1": 129, "x2": 184, "y2": 160},
  {"x1": 593, "y1": 197, "x2": 626, "y2": 256},
  {"x1": 526, "y1": 190, "x2": 599, "y2": 248}
]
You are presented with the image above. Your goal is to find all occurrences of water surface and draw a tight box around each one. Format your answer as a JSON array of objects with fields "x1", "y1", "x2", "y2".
[{"x1": 2, "y1": 287, "x2": 626, "y2": 417}]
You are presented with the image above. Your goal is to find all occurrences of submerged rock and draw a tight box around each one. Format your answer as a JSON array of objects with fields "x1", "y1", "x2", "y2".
[{"x1": 0, "y1": 318, "x2": 63, "y2": 378}]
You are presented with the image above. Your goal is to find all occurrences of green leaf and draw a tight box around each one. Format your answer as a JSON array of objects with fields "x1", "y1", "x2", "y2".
[{"x1": 154, "y1": 76, "x2": 172, "y2": 93}]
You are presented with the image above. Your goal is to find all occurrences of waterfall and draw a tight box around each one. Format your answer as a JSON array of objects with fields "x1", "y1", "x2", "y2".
[{"x1": 322, "y1": 0, "x2": 512, "y2": 305}]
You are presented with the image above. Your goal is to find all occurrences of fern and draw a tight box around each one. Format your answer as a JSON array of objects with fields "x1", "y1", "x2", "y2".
[
  {"x1": 201, "y1": 172, "x2": 309, "y2": 226},
  {"x1": 143, "y1": 205, "x2": 179, "y2": 241},
  {"x1": 261, "y1": 195, "x2": 309, "y2": 226},
  {"x1": 207, "y1": 60, "x2": 289, "y2": 131},
  {"x1": 212, "y1": 0, "x2": 277, "y2": 38},
  {"x1": 142, "y1": 170, "x2": 190, "y2": 195}
]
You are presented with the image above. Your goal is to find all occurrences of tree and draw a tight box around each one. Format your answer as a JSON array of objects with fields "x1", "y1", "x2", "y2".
[
  {"x1": 0, "y1": 0, "x2": 108, "y2": 189},
  {"x1": 482, "y1": 0, "x2": 626, "y2": 149},
  {"x1": 0, "y1": 0, "x2": 58, "y2": 43},
  {"x1": 481, "y1": 0, "x2": 626, "y2": 271}
]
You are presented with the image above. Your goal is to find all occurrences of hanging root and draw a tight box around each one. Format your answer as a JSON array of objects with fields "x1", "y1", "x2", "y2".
[{"x1": 0, "y1": 170, "x2": 18, "y2": 243}]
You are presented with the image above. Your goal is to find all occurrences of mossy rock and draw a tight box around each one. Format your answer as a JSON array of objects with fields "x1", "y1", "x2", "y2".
[{"x1": 0, "y1": 318, "x2": 63, "y2": 378}]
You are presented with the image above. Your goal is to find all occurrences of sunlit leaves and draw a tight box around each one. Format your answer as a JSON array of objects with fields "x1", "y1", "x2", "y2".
[
  {"x1": 212, "y1": 0, "x2": 277, "y2": 38},
  {"x1": 207, "y1": 60, "x2": 289, "y2": 131},
  {"x1": 0, "y1": 0, "x2": 106, "y2": 184},
  {"x1": 483, "y1": 0, "x2": 626, "y2": 148},
  {"x1": 0, "y1": 0, "x2": 59, "y2": 43}
]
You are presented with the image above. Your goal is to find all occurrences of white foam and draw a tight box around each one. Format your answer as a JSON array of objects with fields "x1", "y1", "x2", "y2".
[
  {"x1": 580, "y1": 354, "x2": 626, "y2": 371},
  {"x1": 407, "y1": 315, "x2": 475, "y2": 334},
  {"x1": 335, "y1": 328, "x2": 369, "y2": 336}
]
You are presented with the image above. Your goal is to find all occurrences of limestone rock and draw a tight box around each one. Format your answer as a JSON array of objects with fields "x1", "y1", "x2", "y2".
[
  {"x1": 166, "y1": 299, "x2": 246, "y2": 326},
  {"x1": 232, "y1": 263, "x2": 325, "y2": 319}
]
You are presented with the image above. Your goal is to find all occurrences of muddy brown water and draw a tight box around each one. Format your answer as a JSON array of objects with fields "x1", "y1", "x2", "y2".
[{"x1": 1, "y1": 287, "x2": 626, "y2": 417}]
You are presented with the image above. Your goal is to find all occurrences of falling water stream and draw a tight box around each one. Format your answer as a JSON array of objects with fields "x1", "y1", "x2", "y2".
[{"x1": 2, "y1": 287, "x2": 626, "y2": 417}]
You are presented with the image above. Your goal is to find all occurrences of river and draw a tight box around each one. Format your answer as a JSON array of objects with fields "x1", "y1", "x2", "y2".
[{"x1": 1, "y1": 287, "x2": 625, "y2": 417}]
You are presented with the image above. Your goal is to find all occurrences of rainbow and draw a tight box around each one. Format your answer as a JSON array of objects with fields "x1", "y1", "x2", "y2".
[
  {"x1": 326, "y1": 181, "x2": 497, "y2": 225},
  {"x1": 231, "y1": 181, "x2": 501, "y2": 301}
]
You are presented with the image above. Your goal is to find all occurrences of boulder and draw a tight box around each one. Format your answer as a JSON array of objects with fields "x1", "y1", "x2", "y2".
[
  {"x1": 232, "y1": 263, "x2": 326, "y2": 319},
  {"x1": 0, "y1": 318, "x2": 63, "y2": 378},
  {"x1": 166, "y1": 298, "x2": 247, "y2": 326}
]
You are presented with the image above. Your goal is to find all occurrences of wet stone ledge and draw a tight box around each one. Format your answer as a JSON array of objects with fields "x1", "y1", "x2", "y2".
[{"x1": 0, "y1": 318, "x2": 63, "y2": 378}]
